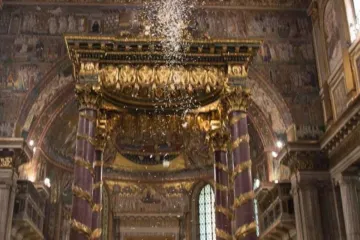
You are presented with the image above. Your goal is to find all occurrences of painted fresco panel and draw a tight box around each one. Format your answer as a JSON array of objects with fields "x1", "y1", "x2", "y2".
[
  {"x1": 324, "y1": 0, "x2": 342, "y2": 72},
  {"x1": 332, "y1": 78, "x2": 348, "y2": 118}
]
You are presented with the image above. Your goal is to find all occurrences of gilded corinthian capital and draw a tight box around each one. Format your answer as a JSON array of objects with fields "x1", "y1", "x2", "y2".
[
  {"x1": 222, "y1": 86, "x2": 251, "y2": 114},
  {"x1": 210, "y1": 126, "x2": 229, "y2": 152},
  {"x1": 75, "y1": 84, "x2": 101, "y2": 110}
]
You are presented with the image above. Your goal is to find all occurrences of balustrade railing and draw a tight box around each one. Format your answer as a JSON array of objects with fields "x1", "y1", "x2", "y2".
[{"x1": 13, "y1": 180, "x2": 45, "y2": 238}]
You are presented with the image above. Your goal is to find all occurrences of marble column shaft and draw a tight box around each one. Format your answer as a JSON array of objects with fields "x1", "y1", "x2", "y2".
[
  {"x1": 0, "y1": 168, "x2": 18, "y2": 240},
  {"x1": 70, "y1": 108, "x2": 97, "y2": 240},
  {"x1": 339, "y1": 176, "x2": 360, "y2": 240},
  {"x1": 229, "y1": 111, "x2": 256, "y2": 240},
  {"x1": 214, "y1": 149, "x2": 231, "y2": 240}
]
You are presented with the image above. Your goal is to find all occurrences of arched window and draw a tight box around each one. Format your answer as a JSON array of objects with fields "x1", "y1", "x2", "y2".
[
  {"x1": 198, "y1": 184, "x2": 215, "y2": 240},
  {"x1": 345, "y1": 0, "x2": 360, "y2": 41}
]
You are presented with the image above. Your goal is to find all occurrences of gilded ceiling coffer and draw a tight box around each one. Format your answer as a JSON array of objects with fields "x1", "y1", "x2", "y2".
[{"x1": 64, "y1": 35, "x2": 261, "y2": 240}]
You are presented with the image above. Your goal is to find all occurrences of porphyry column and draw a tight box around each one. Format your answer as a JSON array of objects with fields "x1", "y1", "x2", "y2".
[
  {"x1": 70, "y1": 84, "x2": 101, "y2": 240},
  {"x1": 211, "y1": 128, "x2": 232, "y2": 240},
  {"x1": 224, "y1": 87, "x2": 256, "y2": 240}
]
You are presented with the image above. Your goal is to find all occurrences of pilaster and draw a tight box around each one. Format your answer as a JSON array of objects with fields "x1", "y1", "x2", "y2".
[{"x1": 337, "y1": 175, "x2": 360, "y2": 240}]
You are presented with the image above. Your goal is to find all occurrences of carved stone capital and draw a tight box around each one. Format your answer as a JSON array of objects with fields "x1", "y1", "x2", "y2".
[
  {"x1": 222, "y1": 86, "x2": 251, "y2": 114},
  {"x1": 75, "y1": 84, "x2": 101, "y2": 110}
]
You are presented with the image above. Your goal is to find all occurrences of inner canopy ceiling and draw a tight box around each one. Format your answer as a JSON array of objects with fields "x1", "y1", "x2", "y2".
[{"x1": 42, "y1": 99, "x2": 263, "y2": 170}]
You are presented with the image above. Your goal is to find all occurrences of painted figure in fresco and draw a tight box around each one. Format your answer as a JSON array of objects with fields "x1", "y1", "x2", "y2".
[
  {"x1": 67, "y1": 15, "x2": 76, "y2": 32},
  {"x1": 48, "y1": 16, "x2": 58, "y2": 34},
  {"x1": 78, "y1": 17, "x2": 86, "y2": 32},
  {"x1": 58, "y1": 16, "x2": 68, "y2": 34},
  {"x1": 324, "y1": 0, "x2": 342, "y2": 71}
]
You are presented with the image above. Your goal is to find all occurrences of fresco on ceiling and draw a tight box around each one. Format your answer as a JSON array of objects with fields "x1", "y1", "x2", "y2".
[
  {"x1": 324, "y1": 0, "x2": 342, "y2": 72},
  {"x1": 0, "y1": 5, "x2": 322, "y2": 140}
]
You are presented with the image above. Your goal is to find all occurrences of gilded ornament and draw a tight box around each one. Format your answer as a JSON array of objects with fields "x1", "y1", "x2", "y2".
[
  {"x1": 232, "y1": 160, "x2": 252, "y2": 180},
  {"x1": 228, "y1": 65, "x2": 248, "y2": 78},
  {"x1": 0, "y1": 157, "x2": 13, "y2": 168},
  {"x1": 230, "y1": 113, "x2": 247, "y2": 126},
  {"x1": 211, "y1": 180, "x2": 229, "y2": 192},
  {"x1": 216, "y1": 228, "x2": 233, "y2": 240},
  {"x1": 74, "y1": 156, "x2": 94, "y2": 176},
  {"x1": 233, "y1": 191, "x2": 255, "y2": 209},
  {"x1": 216, "y1": 205, "x2": 233, "y2": 220},
  {"x1": 210, "y1": 127, "x2": 229, "y2": 152},
  {"x1": 215, "y1": 162, "x2": 228, "y2": 172},
  {"x1": 75, "y1": 84, "x2": 101, "y2": 110},
  {"x1": 223, "y1": 86, "x2": 251, "y2": 114},
  {"x1": 231, "y1": 134, "x2": 250, "y2": 150},
  {"x1": 235, "y1": 222, "x2": 256, "y2": 239}
]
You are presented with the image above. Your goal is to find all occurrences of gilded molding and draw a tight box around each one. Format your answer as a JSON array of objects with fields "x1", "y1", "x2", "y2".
[
  {"x1": 233, "y1": 191, "x2": 255, "y2": 209},
  {"x1": 93, "y1": 161, "x2": 103, "y2": 167},
  {"x1": 215, "y1": 228, "x2": 233, "y2": 240},
  {"x1": 234, "y1": 221, "x2": 256, "y2": 239},
  {"x1": 231, "y1": 134, "x2": 250, "y2": 150}
]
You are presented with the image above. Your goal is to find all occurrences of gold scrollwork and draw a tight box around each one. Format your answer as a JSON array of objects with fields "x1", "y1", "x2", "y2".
[
  {"x1": 75, "y1": 84, "x2": 101, "y2": 110},
  {"x1": 211, "y1": 180, "x2": 229, "y2": 192},
  {"x1": 216, "y1": 228, "x2": 233, "y2": 240},
  {"x1": 70, "y1": 219, "x2": 102, "y2": 240},
  {"x1": 233, "y1": 191, "x2": 255, "y2": 209},
  {"x1": 80, "y1": 112, "x2": 97, "y2": 122},
  {"x1": 215, "y1": 162, "x2": 228, "y2": 172},
  {"x1": 74, "y1": 157, "x2": 94, "y2": 176},
  {"x1": 231, "y1": 134, "x2": 250, "y2": 150},
  {"x1": 216, "y1": 205, "x2": 233, "y2": 220},
  {"x1": 228, "y1": 65, "x2": 248, "y2": 78},
  {"x1": 234, "y1": 222, "x2": 256, "y2": 239},
  {"x1": 223, "y1": 86, "x2": 251, "y2": 114},
  {"x1": 70, "y1": 218, "x2": 92, "y2": 237},
  {"x1": 93, "y1": 181, "x2": 103, "y2": 190},
  {"x1": 77, "y1": 134, "x2": 99, "y2": 147},
  {"x1": 92, "y1": 203, "x2": 103, "y2": 212},
  {"x1": 232, "y1": 160, "x2": 252, "y2": 180},
  {"x1": 93, "y1": 161, "x2": 103, "y2": 168},
  {"x1": 210, "y1": 126, "x2": 229, "y2": 152},
  {"x1": 0, "y1": 157, "x2": 13, "y2": 168},
  {"x1": 72, "y1": 185, "x2": 94, "y2": 207},
  {"x1": 230, "y1": 113, "x2": 247, "y2": 126}
]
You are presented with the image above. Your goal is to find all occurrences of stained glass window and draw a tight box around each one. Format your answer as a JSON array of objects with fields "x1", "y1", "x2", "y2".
[{"x1": 199, "y1": 184, "x2": 215, "y2": 240}]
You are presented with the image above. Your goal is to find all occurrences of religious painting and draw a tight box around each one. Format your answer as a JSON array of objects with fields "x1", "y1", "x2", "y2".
[
  {"x1": 2, "y1": 64, "x2": 40, "y2": 91},
  {"x1": 324, "y1": 0, "x2": 342, "y2": 72},
  {"x1": 332, "y1": 77, "x2": 348, "y2": 118}
]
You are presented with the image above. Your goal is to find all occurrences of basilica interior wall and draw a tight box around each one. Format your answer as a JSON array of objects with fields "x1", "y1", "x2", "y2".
[{"x1": 0, "y1": 0, "x2": 344, "y2": 239}]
